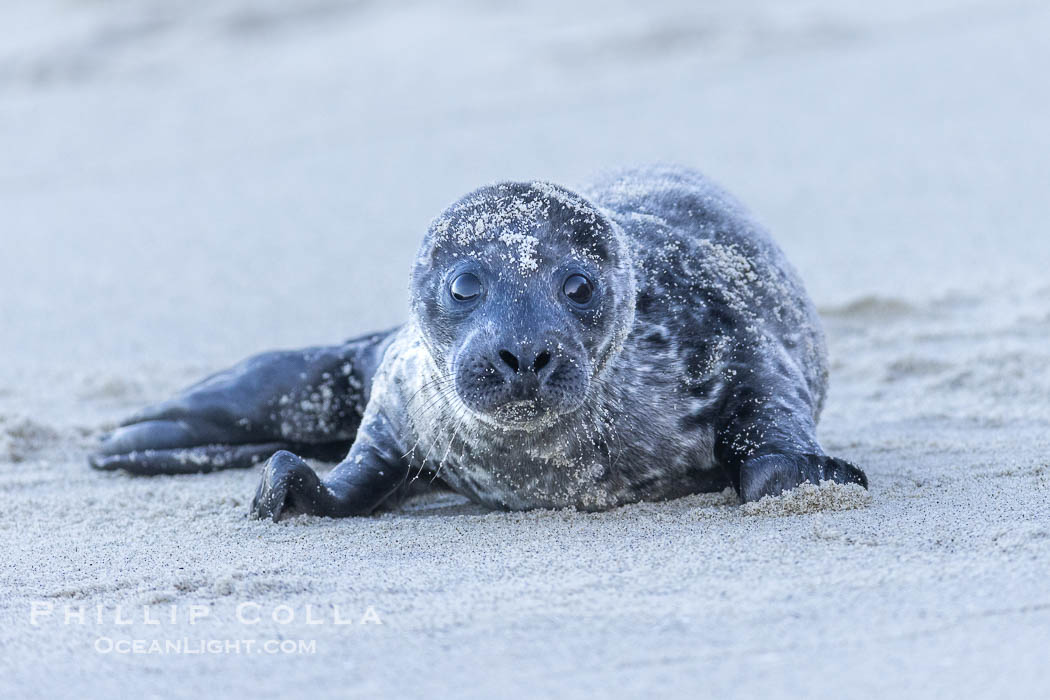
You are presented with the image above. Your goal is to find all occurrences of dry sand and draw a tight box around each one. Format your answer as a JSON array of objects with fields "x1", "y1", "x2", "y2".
[{"x1": 1, "y1": 1, "x2": 1048, "y2": 697}]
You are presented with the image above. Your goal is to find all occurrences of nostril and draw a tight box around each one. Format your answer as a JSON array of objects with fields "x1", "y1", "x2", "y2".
[
  {"x1": 498, "y1": 350, "x2": 520, "y2": 372},
  {"x1": 532, "y1": 351, "x2": 551, "y2": 372}
]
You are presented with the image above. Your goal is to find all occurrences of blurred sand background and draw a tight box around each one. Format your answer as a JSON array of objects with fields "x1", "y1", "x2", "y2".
[{"x1": 1, "y1": 1, "x2": 1049, "y2": 697}]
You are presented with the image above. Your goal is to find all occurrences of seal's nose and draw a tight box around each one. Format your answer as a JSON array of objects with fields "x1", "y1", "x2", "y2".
[
  {"x1": 497, "y1": 348, "x2": 552, "y2": 376},
  {"x1": 498, "y1": 349, "x2": 520, "y2": 372}
]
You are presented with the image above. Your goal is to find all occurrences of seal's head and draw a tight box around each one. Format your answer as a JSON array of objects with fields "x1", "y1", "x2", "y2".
[{"x1": 411, "y1": 181, "x2": 636, "y2": 431}]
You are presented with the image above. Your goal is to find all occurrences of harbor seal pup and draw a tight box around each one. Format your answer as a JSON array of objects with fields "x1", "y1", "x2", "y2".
[{"x1": 90, "y1": 165, "x2": 867, "y2": 519}]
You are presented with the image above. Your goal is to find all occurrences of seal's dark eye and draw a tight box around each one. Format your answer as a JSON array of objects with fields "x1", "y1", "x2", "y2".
[
  {"x1": 450, "y1": 272, "x2": 482, "y2": 302},
  {"x1": 563, "y1": 274, "x2": 593, "y2": 306}
]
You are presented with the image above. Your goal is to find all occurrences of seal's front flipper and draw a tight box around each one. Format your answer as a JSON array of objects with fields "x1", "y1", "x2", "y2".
[
  {"x1": 89, "y1": 328, "x2": 399, "y2": 475},
  {"x1": 250, "y1": 411, "x2": 408, "y2": 521},
  {"x1": 739, "y1": 453, "x2": 867, "y2": 502},
  {"x1": 714, "y1": 359, "x2": 868, "y2": 503}
]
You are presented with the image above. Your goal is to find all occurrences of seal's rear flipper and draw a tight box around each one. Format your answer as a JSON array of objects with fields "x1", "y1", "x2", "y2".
[
  {"x1": 87, "y1": 328, "x2": 400, "y2": 476},
  {"x1": 89, "y1": 440, "x2": 351, "y2": 475}
]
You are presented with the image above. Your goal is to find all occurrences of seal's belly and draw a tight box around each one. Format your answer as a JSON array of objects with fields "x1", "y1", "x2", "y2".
[
  {"x1": 415, "y1": 427, "x2": 724, "y2": 511},
  {"x1": 437, "y1": 452, "x2": 617, "y2": 511}
]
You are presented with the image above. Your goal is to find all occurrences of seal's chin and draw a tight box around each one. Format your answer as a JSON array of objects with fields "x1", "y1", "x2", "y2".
[{"x1": 463, "y1": 397, "x2": 577, "y2": 433}]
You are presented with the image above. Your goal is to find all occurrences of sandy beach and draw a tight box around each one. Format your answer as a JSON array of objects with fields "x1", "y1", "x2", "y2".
[{"x1": 2, "y1": 1, "x2": 1048, "y2": 697}]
